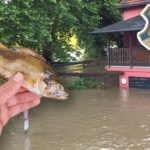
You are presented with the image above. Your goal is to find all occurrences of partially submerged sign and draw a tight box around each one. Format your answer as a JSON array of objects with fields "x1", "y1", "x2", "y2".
[
  {"x1": 129, "y1": 77, "x2": 150, "y2": 89},
  {"x1": 137, "y1": 4, "x2": 150, "y2": 50}
]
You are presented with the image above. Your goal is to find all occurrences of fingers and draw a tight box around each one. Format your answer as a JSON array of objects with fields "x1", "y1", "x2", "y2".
[
  {"x1": 8, "y1": 99, "x2": 41, "y2": 118},
  {"x1": 0, "y1": 105, "x2": 9, "y2": 126},
  {"x1": 0, "y1": 121, "x2": 2, "y2": 135},
  {"x1": 0, "y1": 73, "x2": 24, "y2": 105},
  {"x1": 0, "y1": 105, "x2": 9, "y2": 135},
  {"x1": 6, "y1": 92, "x2": 41, "y2": 107}
]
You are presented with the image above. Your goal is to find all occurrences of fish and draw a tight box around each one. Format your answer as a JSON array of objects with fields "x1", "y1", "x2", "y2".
[{"x1": 0, "y1": 43, "x2": 68, "y2": 100}]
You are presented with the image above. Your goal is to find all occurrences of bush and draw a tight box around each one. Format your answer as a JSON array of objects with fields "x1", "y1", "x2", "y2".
[{"x1": 67, "y1": 77, "x2": 102, "y2": 90}]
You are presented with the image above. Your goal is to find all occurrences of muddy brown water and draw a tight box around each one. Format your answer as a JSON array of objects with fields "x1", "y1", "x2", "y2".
[
  {"x1": 1, "y1": 63, "x2": 150, "y2": 150},
  {"x1": 1, "y1": 88, "x2": 150, "y2": 150}
]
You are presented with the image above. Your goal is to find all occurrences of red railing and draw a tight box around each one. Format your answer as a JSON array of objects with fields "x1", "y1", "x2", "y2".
[{"x1": 108, "y1": 47, "x2": 150, "y2": 66}]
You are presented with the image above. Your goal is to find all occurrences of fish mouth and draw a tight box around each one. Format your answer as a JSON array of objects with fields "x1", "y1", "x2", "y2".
[
  {"x1": 55, "y1": 92, "x2": 69, "y2": 100},
  {"x1": 55, "y1": 96, "x2": 68, "y2": 100},
  {"x1": 44, "y1": 91, "x2": 68, "y2": 100}
]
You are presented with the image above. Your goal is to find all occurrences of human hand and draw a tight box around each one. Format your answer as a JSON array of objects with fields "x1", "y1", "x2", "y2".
[{"x1": 0, "y1": 72, "x2": 41, "y2": 135}]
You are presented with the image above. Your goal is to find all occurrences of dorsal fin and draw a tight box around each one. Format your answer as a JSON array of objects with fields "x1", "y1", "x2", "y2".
[
  {"x1": 0, "y1": 43, "x2": 8, "y2": 49},
  {"x1": 0, "y1": 43, "x2": 46, "y2": 62},
  {"x1": 12, "y1": 47, "x2": 46, "y2": 62}
]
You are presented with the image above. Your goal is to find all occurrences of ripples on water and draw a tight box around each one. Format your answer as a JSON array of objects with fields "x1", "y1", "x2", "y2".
[{"x1": 1, "y1": 88, "x2": 150, "y2": 150}]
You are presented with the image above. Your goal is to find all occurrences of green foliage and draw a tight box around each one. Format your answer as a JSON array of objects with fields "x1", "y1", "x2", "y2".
[
  {"x1": 0, "y1": 0, "x2": 121, "y2": 62},
  {"x1": 89, "y1": 0, "x2": 122, "y2": 58},
  {"x1": 67, "y1": 77, "x2": 102, "y2": 90}
]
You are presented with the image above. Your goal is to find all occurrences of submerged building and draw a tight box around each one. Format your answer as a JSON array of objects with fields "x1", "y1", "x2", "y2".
[{"x1": 92, "y1": 0, "x2": 150, "y2": 89}]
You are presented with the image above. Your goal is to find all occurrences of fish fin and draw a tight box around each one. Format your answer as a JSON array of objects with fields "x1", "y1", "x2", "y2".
[
  {"x1": 13, "y1": 47, "x2": 46, "y2": 62},
  {"x1": 0, "y1": 65, "x2": 12, "y2": 79},
  {"x1": 26, "y1": 78, "x2": 36, "y2": 86},
  {"x1": 21, "y1": 87, "x2": 27, "y2": 90},
  {"x1": 0, "y1": 43, "x2": 8, "y2": 49}
]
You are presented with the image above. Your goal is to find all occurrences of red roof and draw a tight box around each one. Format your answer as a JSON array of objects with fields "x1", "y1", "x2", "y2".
[{"x1": 116, "y1": 0, "x2": 150, "y2": 9}]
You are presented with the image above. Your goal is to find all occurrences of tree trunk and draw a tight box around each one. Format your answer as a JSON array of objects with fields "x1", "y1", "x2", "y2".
[
  {"x1": 43, "y1": 29, "x2": 56, "y2": 63},
  {"x1": 42, "y1": 46, "x2": 52, "y2": 63}
]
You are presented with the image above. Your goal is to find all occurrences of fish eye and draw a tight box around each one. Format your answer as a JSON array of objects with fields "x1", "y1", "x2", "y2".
[{"x1": 57, "y1": 84, "x2": 62, "y2": 90}]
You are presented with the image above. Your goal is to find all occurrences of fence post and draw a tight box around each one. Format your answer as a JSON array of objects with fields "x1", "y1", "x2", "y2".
[
  {"x1": 102, "y1": 77, "x2": 105, "y2": 90},
  {"x1": 107, "y1": 35, "x2": 110, "y2": 67},
  {"x1": 129, "y1": 32, "x2": 133, "y2": 67}
]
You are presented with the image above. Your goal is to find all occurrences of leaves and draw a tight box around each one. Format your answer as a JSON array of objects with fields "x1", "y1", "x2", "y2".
[
  {"x1": 67, "y1": 77, "x2": 102, "y2": 90},
  {"x1": 0, "y1": 0, "x2": 121, "y2": 62}
]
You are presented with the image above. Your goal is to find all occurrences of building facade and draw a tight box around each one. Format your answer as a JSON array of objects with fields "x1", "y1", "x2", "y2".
[{"x1": 92, "y1": 0, "x2": 150, "y2": 89}]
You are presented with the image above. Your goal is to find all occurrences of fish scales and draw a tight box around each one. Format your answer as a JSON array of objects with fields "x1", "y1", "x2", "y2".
[{"x1": 0, "y1": 47, "x2": 68, "y2": 100}]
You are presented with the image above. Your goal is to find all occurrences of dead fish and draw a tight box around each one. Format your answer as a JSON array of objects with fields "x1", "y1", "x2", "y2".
[{"x1": 0, "y1": 43, "x2": 68, "y2": 100}]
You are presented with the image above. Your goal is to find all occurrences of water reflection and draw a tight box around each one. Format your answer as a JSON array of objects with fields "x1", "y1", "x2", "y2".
[
  {"x1": 24, "y1": 137, "x2": 31, "y2": 150},
  {"x1": 120, "y1": 88, "x2": 130, "y2": 102},
  {"x1": 1, "y1": 88, "x2": 150, "y2": 150},
  {"x1": 56, "y1": 64, "x2": 84, "y2": 73}
]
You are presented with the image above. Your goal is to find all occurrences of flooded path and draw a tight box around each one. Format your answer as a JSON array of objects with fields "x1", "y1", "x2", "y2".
[{"x1": 1, "y1": 88, "x2": 150, "y2": 150}]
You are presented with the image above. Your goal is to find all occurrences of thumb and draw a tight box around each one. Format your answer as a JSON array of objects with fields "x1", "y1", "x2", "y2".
[{"x1": 0, "y1": 72, "x2": 24, "y2": 105}]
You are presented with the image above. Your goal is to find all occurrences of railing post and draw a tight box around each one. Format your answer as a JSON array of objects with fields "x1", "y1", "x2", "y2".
[
  {"x1": 107, "y1": 35, "x2": 110, "y2": 67},
  {"x1": 129, "y1": 32, "x2": 133, "y2": 67},
  {"x1": 108, "y1": 48, "x2": 110, "y2": 67}
]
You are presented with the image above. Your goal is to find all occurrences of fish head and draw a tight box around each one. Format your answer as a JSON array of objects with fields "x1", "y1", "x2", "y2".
[
  {"x1": 43, "y1": 80, "x2": 68, "y2": 100},
  {"x1": 39, "y1": 69, "x2": 68, "y2": 100}
]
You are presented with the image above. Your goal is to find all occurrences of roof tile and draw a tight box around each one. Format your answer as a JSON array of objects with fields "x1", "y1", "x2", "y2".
[
  {"x1": 117, "y1": 0, "x2": 150, "y2": 9},
  {"x1": 91, "y1": 15, "x2": 144, "y2": 33}
]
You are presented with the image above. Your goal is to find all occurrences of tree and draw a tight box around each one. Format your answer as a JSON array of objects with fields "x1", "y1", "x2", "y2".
[
  {"x1": 0, "y1": 0, "x2": 121, "y2": 62},
  {"x1": 90, "y1": 0, "x2": 122, "y2": 58}
]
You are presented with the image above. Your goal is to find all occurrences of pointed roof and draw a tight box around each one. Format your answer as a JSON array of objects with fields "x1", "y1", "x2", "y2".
[
  {"x1": 116, "y1": 0, "x2": 150, "y2": 9},
  {"x1": 91, "y1": 15, "x2": 144, "y2": 34}
]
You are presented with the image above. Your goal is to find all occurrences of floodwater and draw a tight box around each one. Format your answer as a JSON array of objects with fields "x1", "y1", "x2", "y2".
[
  {"x1": 1, "y1": 64, "x2": 150, "y2": 150},
  {"x1": 1, "y1": 88, "x2": 150, "y2": 150}
]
